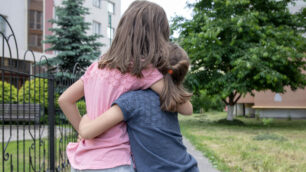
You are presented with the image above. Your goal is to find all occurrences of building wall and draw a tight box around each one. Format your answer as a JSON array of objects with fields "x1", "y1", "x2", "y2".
[
  {"x1": 1, "y1": 0, "x2": 121, "y2": 62},
  {"x1": 0, "y1": 0, "x2": 28, "y2": 60},
  {"x1": 253, "y1": 88, "x2": 306, "y2": 108},
  {"x1": 257, "y1": 109, "x2": 306, "y2": 119},
  {"x1": 0, "y1": 0, "x2": 53, "y2": 62},
  {"x1": 83, "y1": 0, "x2": 121, "y2": 55},
  {"x1": 44, "y1": 0, "x2": 53, "y2": 54}
]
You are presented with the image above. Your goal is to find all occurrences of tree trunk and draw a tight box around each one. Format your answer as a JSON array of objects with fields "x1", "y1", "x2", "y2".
[{"x1": 227, "y1": 105, "x2": 234, "y2": 121}]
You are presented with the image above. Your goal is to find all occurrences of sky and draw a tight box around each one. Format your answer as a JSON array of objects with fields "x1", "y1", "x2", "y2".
[
  {"x1": 121, "y1": 0, "x2": 196, "y2": 21},
  {"x1": 121, "y1": 0, "x2": 306, "y2": 19}
]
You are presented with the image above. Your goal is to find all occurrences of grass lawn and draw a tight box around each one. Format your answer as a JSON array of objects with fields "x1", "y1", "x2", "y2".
[
  {"x1": 179, "y1": 112, "x2": 306, "y2": 172},
  {"x1": 0, "y1": 136, "x2": 75, "y2": 172}
]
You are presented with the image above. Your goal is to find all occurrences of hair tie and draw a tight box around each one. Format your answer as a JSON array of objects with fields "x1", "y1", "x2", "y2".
[{"x1": 168, "y1": 69, "x2": 173, "y2": 75}]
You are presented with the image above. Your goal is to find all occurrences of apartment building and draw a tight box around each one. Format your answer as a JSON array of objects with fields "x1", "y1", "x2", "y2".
[{"x1": 0, "y1": 0, "x2": 121, "y2": 78}]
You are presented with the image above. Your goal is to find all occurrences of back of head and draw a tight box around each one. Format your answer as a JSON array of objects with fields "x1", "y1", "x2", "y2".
[
  {"x1": 160, "y1": 43, "x2": 192, "y2": 112},
  {"x1": 99, "y1": 0, "x2": 170, "y2": 77}
]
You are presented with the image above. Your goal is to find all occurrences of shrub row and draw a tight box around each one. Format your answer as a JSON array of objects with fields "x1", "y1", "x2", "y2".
[{"x1": 0, "y1": 79, "x2": 48, "y2": 106}]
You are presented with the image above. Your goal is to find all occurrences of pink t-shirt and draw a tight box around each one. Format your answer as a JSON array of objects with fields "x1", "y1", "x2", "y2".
[{"x1": 66, "y1": 62, "x2": 163, "y2": 170}]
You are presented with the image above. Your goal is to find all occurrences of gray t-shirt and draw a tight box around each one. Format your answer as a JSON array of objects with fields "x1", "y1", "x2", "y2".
[{"x1": 113, "y1": 89, "x2": 199, "y2": 172}]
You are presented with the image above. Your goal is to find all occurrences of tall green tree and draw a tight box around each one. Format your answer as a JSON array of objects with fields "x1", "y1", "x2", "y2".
[
  {"x1": 173, "y1": 0, "x2": 306, "y2": 120},
  {"x1": 44, "y1": 0, "x2": 103, "y2": 75}
]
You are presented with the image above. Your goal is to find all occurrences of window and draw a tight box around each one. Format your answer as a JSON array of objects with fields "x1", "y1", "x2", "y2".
[
  {"x1": 29, "y1": 34, "x2": 42, "y2": 47},
  {"x1": 0, "y1": 15, "x2": 6, "y2": 35},
  {"x1": 36, "y1": 11, "x2": 42, "y2": 29},
  {"x1": 29, "y1": 34, "x2": 36, "y2": 46},
  {"x1": 92, "y1": 21, "x2": 101, "y2": 35},
  {"x1": 93, "y1": 0, "x2": 101, "y2": 8},
  {"x1": 107, "y1": 26, "x2": 114, "y2": 39},
  {"x1": 37, "y1": 35, "x2": 42, "y2": 47},
  {"x1": 108, "y1": 2, "x2": 114, "y2": 14},
  {"x1": 29, "y1": 10, "x2": 43, "y2": 30}
]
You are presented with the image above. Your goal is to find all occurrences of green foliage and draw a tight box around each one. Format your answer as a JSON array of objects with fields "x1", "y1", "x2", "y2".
[
  {"x1": 77, "y1": 100, "x2": 86, "y2": 115},
  {"x1": 18, "y1": 78, "x2": 48, "y2": 107},
  {"x1": 191, "y1": 90, "x2": 224, "y2": 113},
  {"x1": 44, "y1": 0, "x2": 103, "y2": 74},
  {"x1": 0, "y1": 81, "x2": 18, "y2": 103},
  {"x1": 172, "y1": 0, "x2": 306, "y2": 108},
  {"x1": 262, "y1": 118, "x2": 274, "y2": 126}
]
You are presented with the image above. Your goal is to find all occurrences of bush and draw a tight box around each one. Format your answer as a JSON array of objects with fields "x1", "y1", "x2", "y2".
[
  {"x1": 0, "y1": 81, "x2": 18, "y2": 103},
  {"x1": 191, "y1": 90, "x2": 224, "y2": 113},
  {"x1": 18, "y1": 78, "x2": 48, "y2": 107},
  {"x1": 77, "y1": 100, "x2": 86, "y2": 115},
  {"x1": 262, "y1": 118, "x2": 274, "y2": 126}
]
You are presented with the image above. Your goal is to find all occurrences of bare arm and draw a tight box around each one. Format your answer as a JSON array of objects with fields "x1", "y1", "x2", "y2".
[
  {"x1": 78, "y1": 105, "x2": 124, "y2": 139},
  {"x1": 150, "y1": 79, "x2": 193, "y2": 115},
  {"x1": 58, "y1": 79, "x2": 84, "y2": 132}
]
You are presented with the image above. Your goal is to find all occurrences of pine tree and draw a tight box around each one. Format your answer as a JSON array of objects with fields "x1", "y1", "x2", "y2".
[{"x1": 44, "y1": 0, "x2": 103, "y2": 75}]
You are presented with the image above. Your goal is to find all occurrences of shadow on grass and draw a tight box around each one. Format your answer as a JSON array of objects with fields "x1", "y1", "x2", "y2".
[{"x1": 215, "y1": 119, "x2": 245, "y2": 126}]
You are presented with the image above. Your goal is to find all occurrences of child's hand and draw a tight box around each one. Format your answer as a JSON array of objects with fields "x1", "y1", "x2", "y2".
[
  {"x1": 79, "y1": 114, "x2": 92, "y2": 138},
  {"x1": 77, "y1": 134, "x2": 83, "y2": 142}
]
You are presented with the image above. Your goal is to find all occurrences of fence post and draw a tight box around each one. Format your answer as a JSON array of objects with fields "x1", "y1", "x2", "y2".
[{"x1": 48, "y1": 75, "x2": 56, "y2": 171}]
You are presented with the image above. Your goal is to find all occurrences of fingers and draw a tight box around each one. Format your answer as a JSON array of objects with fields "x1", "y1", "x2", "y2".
[{"x1": 77, "y1": 134, "x2": 83, "y2": 142}]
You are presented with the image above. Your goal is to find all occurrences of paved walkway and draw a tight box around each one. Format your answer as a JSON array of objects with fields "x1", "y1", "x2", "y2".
[
  {"x1": 0, "y1": 125, "x2": 72, "y2": 142},
  {"x1": 183, "y1": 137, "x2": 219, "y2": 172}
]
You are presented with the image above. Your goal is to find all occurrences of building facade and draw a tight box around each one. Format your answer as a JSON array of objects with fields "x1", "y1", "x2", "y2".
[{"x1": 0, "y1": 0, "x2": 121, "y2": 73}]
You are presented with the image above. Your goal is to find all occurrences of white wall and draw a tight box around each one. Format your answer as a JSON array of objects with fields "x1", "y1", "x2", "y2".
[
  {"x1": 0, "y1": 0, "x2": 53, "y2": 62},
  {"x1": 257, "y1": 109, "x2": 306, "y2": 119},
  {"x1": 0, "y1": 0, "x2": 28, "y2": 60}
]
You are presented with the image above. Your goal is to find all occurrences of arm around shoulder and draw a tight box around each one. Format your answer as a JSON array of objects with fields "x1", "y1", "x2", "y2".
[{"x1": 78, "y1": 105, "x2": 124, "y2": 139}]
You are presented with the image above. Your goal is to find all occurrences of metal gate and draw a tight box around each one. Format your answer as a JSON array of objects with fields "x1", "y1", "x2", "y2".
[{"x1": 0, "y1": 14, "x2": 80, "y2": 172}]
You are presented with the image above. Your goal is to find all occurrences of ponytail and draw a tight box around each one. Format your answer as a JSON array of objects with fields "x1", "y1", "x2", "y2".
[{"x1": 160, "y1": 59, "x2": 192, "y2": 112}]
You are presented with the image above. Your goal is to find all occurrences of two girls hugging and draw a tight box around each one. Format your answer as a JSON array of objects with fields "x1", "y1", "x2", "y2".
[{"x1": 59, "y1": 1, "x2": 199, "y2": 172}]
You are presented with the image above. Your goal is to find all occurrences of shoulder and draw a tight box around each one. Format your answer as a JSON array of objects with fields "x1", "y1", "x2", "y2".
[
  {"x1": 81, "y1": 62, "x2": 98, "y2": 83},
  {"x1": 122, "y1": 89, "x2": 158, "y2": 100},
  {"x1": 116, "y1": 90, "x2": 159, "y2": 108},
  {"x1": 87, "y1": 61, "x2": 98, "y2": 71}
]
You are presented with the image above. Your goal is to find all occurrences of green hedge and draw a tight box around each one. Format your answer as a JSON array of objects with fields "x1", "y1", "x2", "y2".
[
  {"x1": 77, "y1": 100, "x2": 86, "y2": 115},
  {"x1": 0, "y1": 81, "x2": 18, "y2": 103},
  {"x1": 18, "y1": 78, "x2": 48, "y2": 107}
]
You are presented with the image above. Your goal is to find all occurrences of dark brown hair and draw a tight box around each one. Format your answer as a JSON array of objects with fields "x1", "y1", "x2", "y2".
[
  {"x1": 160, "y1": 43, "x2": 192, "y2": 112},
  {"x1": 98, "y1": 0, "x2": 170, "y2": 77}
]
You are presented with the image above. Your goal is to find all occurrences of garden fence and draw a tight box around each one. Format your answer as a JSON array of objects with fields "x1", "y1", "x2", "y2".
[{"x1": 0, "y1": 14, "x2": 81, "y2": 172}]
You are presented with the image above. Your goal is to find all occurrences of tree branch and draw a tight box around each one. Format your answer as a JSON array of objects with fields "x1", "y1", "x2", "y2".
[
  {"x1": 233, "y1": 91, "x2": 237, "y2": 98},
  {"x1": 222, "y1": 98, "x2": 229, "y2": 105},
  {"x1": 233, "y1": 94, "x2": 242, "y2": 104}
]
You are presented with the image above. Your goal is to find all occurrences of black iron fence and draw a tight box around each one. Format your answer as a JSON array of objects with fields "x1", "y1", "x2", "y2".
[{"x1": 0, "y1": 15, "x2": 80, "y2": 172}]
